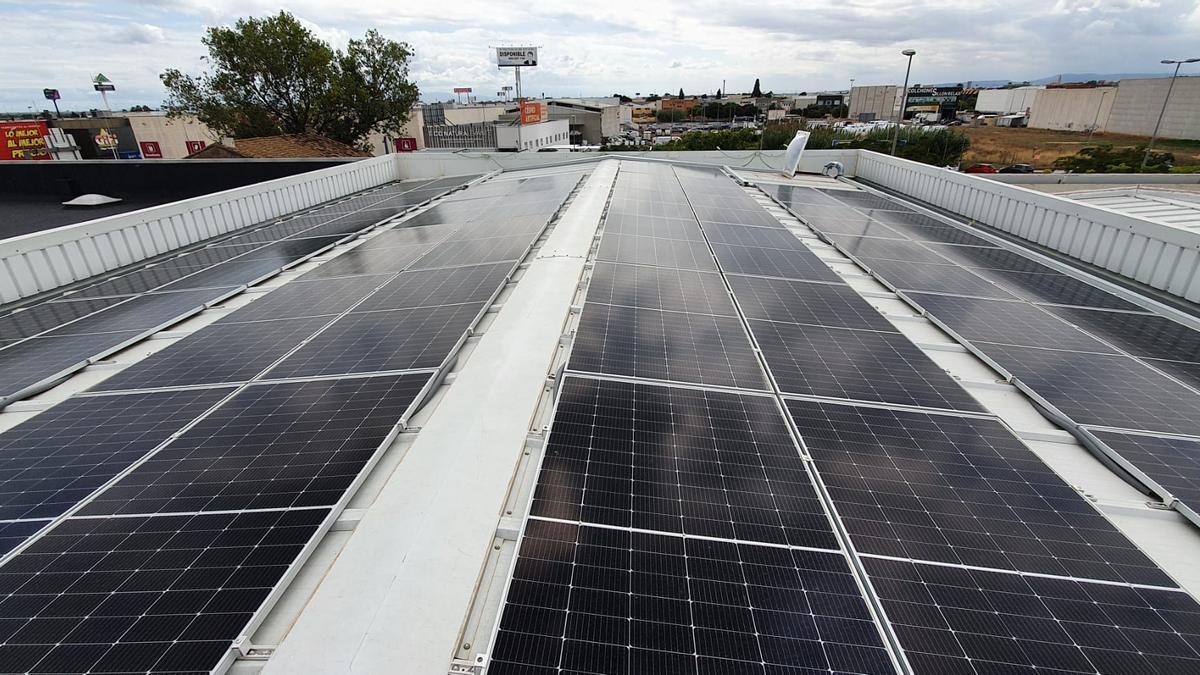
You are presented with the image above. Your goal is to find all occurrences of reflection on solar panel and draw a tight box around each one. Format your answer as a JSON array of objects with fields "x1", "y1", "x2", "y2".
[
  {"x1": 352, "y1": 262, "x2": 513, "y2": 312},
  {"x1": 864, "y1": 557, "x2": 1200, "y2": 674},
  {"x1": 1090, "y1": 430, "x2": 1200, "y2": 516},
  {"x1": 0, "y1": 508, "x2": 329, "y2": 674},
  {"x1": 0, "y1": 331, "x2": 144, "y2": 404},
  {"x1": 750, "y1": 320, "x2": 985, "y2": 412},
  {"x1": 980, "y1": 343, "x2": 1200, "y2": 437},
  {"x1": 825, "y1": 234, "x2": 951, "y2": 264},
  {"x1": 971, "y1": 268, "x2": 1142, "y2": 310},
  {"x1": 730, "y1": 276, "x2": 897, "y2": 332},
  {"x1": 597, "y1": 233, "x2": 719, "y2": 271},
  {"x1": 702, "y1": 222, "x2": 807, "y2": 248},
  {"x1": 0, "y1": 297, "x2": 126, "y2": 341},
  {"x1": 532, "y1": 376, "x2": 836, "y2": 548},
  {"x1": 903, "y1": 292, "x2": 1120, "y2": 354},
  {"x1": 223, "y1": 276, "x2": 390, "y2": 322},
  {"x1": 710, "y1": 242, "x2": 844, "y2": 283},
  {"x1": 788, "y1": 399, "x2": 1173, "y2": 586},
  {"x1": 91, "y1": 315, "x2": 334, "y2": 391},
  {"x1": 1047, "y1": 307, "x2": 1200, "y2": 363},
  {"x1": 44, "y1": 288, "x2": 226, "y2": 337},
  {"x1": 299, "y1": 243, "x2": 438, "y2": 280},
  {"x1": 927, "y1": 244, "x2": 1053, "y2": 273},
  {"x1": 489, "y1": 520, "x2": 897, "y2": 675},
  {"x1": 570, "y1": 303, "x2": 768, "y2": 390},
  {"x1": 78, "y1": 374, "x2": 429, "y2": 515},
  {"x1": 586, "y1": 262, "x2": 736, "y2": 316},
  {"x1": 0, "y1": 387, "x2": 228, "y2": 530},
  {"x1": 408, "y1": 235, "x2": 535, "y2": 270},
  {"x1": 853, "y1": 258, "x2": 1018, "y2": 299},
  {"x1": 264, "y1": 303, "x2": 484, "y2": 378}
]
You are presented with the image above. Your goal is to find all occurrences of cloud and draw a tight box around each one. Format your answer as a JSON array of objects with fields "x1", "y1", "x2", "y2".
[{"x1": 113, "y1": 23, "x2": 166, "y2": 44}]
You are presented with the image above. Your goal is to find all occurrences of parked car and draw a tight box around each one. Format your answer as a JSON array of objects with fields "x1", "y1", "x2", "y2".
[
  {"x1": 963, "y1": 164, "x2": 998, "y2": 174},
  {"x1": 999, "y1": 164, "x2": 1036, "y2": 174}
]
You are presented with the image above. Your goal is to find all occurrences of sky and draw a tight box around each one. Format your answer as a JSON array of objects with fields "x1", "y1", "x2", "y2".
[{"x1": 2, "y1": 0, "x2": 1199, "y2": 112}]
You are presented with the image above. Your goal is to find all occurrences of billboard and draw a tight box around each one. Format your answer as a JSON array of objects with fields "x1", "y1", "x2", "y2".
[
  {"x1": 0, "y1": 121, "x2": 51, "y2": 160},
  {"x1": 496, "y1": 47, "x2": 537, "y2": 67},
  {"x1": 453, "y1": 87, "x2": 472, "y2": 94},
  {"x1": 185, "y1": 140, "x2": 207, "y2": 154},
  {"x1": 139, "y1": 141, "x2": 163, "y2": 158},
  {"x1": 520, "y1": 100, "x2": 544, "y2": 124}
]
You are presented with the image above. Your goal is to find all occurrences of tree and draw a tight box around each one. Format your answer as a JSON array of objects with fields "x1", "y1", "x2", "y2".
[
  {"x1": 656, "y1": 108, "x2": 686, "y2": 123},
  {"x1": 679, "y1": 88, "x2": 685, "y2": 98},
  {"x1": 751, "y1": 78, "x2": 762, "y2": 97},
  {"x1": 160, "y1": 11, "x2": 419, "y2": 150},
  {"x1": 128, "y1": 104, "x2": 154, "y2": 112},
  {"x1": 716, "y1": 88, "x2": 722, "y2": 99},
  {"x1": 612, "y1": 93, "x2": 633, "y2": 103}
]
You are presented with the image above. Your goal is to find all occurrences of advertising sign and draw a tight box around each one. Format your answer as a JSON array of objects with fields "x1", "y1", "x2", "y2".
[
  {"x1": 93, "y1": 73, "x2": 116, "y2": 92},
  {"x1": 0, "y1": 121, "x2": 50, "y2": 160},
  {"x1": 393, "y1": 137, "x2": 418, "y2": 153},
  {"x1": 185, "y1": 140, "x2": 207, "y2": 154},
  {"x1": 139, "y1": 141, "x2": 163, "y2": 158},
  {"x1": 43, "y1": 88, "x2": 60, "y2": 101},
  {"x1": 519, "y1": 100, "x2": 544, "y2": 124},
  {"x1": 452, "y1": 87, "x2": 472, "y2": 94},
  {"x1": 94, "y1": 129, "x2": 119, "y2": 150},
  {"x1": 496, "y1": 47, "x2": 538, "y2": 67}
]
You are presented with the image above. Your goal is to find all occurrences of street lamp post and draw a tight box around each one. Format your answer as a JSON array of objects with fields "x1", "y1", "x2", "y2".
[
  {"x1": 890, "y1": 49, "x2": 916, "y2": 156},
  {"x1": 1141, "y1": 57, "x2": 1199, "y2": 171}
]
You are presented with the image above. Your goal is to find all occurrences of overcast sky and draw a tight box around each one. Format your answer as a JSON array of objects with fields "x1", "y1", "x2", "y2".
[{"x1": 3, "y1": 0, "x2": 1199, "y2": 112}]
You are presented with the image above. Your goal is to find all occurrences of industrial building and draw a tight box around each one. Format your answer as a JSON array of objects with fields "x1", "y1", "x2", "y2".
[
  {"x1": 2, "y1": 146, "x2": 1200, "y2": 675},
  {"x1": 848, "y1": 84, "x2": 901, "y2": 122}
]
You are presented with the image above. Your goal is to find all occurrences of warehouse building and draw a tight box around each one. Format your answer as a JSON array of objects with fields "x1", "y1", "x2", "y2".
[
  {"x1": 1, "y1": 148, "x2": 1200, "y2": 675},
  {"x1": 848, "y1": 84, "x2": 901, "y2": 121}
]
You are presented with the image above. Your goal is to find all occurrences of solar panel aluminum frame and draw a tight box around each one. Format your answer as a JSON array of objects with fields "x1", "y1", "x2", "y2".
[
  {"x1": 480, "y1": 371, "x2": 910, "y2": 675},
  {"x1": 1078, "y1": 426, "x2": 1200, "y2": 531},
  {"x1": 0, "y1": 288, "x2": 241, "y2": 410}
]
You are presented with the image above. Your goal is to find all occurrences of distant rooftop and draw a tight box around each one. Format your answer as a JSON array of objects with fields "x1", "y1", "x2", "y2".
[{"x1": 187, "y1": 133, "x2": 370, "y2": 159}]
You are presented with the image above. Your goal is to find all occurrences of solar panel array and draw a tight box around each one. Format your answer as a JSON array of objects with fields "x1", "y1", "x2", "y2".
[
  {"x1": 767, "y1": 182, "x2": 1200, "y2": 531},
  {"x1": 489, "y1": 163, "x2": 1200, "y2": 675},
  {"x1": 0, "y1": 175, "x2": 481, "y2": 411},
  {"x1": 0, "y1": 172, "x2": 579, "y2": 673}
]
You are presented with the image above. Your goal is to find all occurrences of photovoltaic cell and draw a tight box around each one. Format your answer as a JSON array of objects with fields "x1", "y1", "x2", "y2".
[
  {"x1": 224, "y1": 275, "x2": 389, "y2": 322},
  {"x1": 821, "y1": 190, "x2": 913, "y2": 212},
  {"x1": 352, "y1": 262, "x2": 513, "y2": 313},
  {"x1": 824, "y1": 235, "x2": 951, "y2": 265},
  {"x1": 971, "y1": 268, "x2": 1143, "y2": 311},
  {"x1": 153, "y1": 258, "x2": 285, "y2": 292},
  {"x1": 926, "y1": 245, "x2": 1054, "y2": 274},
  {"x1": 0, "y1": 508, "x2": 329, "y2": 674},
  {"x1": 852, "y1": 258, "x2": 1018, "y2": 300},
  {"x1": 767, "y1": 184, "x2": 844, "y2": 206},
  {"x1": 66, "y1": 263, "x2": 210, "y2": 299},
  {"x1": 0, "y1": 297, "x2": 126, "y2": 341},
  {"x1": 1046, "y1": 307, "x2": 1200, "y2": 363},
  {"x1": 1089, "y1": 430, "x2": 1200, "y2": 516},
  {"x1": 710, "y1": 243, "x2": 844, "y2": 283},
  {"x1": 300, "y1": 243, "x2": 439, "y2": 280},
  {"x1": 749, "y1": 321, "x2": 985, "y2": 413},
  {"x1": 0, "y1": 332, "x2": 144, "y2": 403},
  {"x1": 601, "y1": 213, "x2": 704, "y2": 240},
  {"x1": 864, "y1": 557, "x2": 1200, "y2": 675},
  {"x1": 570, "y1": 303, "x2": 768, "y2": 390},
  {"x1": 264, "y1": 303, "x2": 484, "y2": 379},
  {"x1": 586, "y1": 262, "x2": 737, "y2": 316},
  {"x1": 0, "y1": 388, "x2": 229, "y2": 526},
  {"x1": 902, "y1": 292, "x2": 1121, "y2": 354},
  {"x1": 490, "y1": 519, "x2": 896, "y2": 675},
  {"x1": 1150, "y1": 358, "x2": 1200, "y2": 390},
  {"x1": 90, "y1": 315, "x2": 334, "y2": 392},
  {"x1": 43, "y1": 288, "x2": 226, "y2": 337},
  {"x1": 728, "y1": 275, "x2": 898, "y2": 332},
  {"x1": 979, "y1": 343, "x2": 1200, "y2": 437},
  {"x1": 77, "y1": 374, "x2": 429, "y2": 516},
  {"x1": 531, "y1": 376, "x2": 837, "y2": 548},
  {"x1": 701, "y1": 223, "x2": 806, "y2": 249},
  {"x1": 408, "y1": 235, "x2": 535, "y2": 270},
  {"x1": 598, "y1": 234, "x2": 719, "y2": 272},
  {"x1": 779, "y1": 203, "x2": 905, "y2": 238},
  {"x1": 355, "y1": 224, "x2": 457, "y2": 251},
  {"x1": 232, "y1": 236, "x2": 344, "y2": 266},
  {"x1": 787, "y1": 399, "x2": 1173, "y2": 586},
  {"x1": 891, "y1": 226, "x2": 996, "y2": 248}
]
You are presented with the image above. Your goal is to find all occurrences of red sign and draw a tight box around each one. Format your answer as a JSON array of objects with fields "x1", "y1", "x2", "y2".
[
  {"x1": 0, "y1": 121, "x2": 50, "y2": 160},
  {"x1": 452, "y1": 87, "x2": 472, "y2": 94},
  {"x1": 185, "y1": 140, "x2": 206, "y2": 154},
  {"x1": 519, "y1": 100, "x2": 544, "y2": 125},
  {"x1": 139, "y1": 141, "x2": 163, "y2": 158},
  {"x1": 393, "y1": 137, "x2": 418, "y2": 153}
]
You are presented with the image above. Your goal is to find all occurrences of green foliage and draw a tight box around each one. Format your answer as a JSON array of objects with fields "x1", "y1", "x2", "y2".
[
  {"x1": 694, "y1": 101, "x2": 759, "y2": 119},
  {"x1": 1052, "y1": 145, "x2": 1174, "y2": 173},
  {"x1": 128, "y1": 104, "x2": 154, "y2": 112},
  {"x1": 612, "y1": 93, "x2": 632, "y2": 103},
  {"x1": 160, "y1": 11, "x2": 418, "y2": 150},
  {"x1": 715, "y1": 88, "x2": 722, "y2": 99},
  {"x1": 797, "y1": 104, "x2": 848, "y2": 118},
  {"x1": 656, "y1": 108, "x2": 686, "y2": 123},
  {"x1": 1170, "y1": 165, "x2": 1200, "y2": 174},
  {"x1": 678, "y1": 88, "x2": 685, "y2": 98},
  {"x1": 751, "y1": 78, "x2": 762, "y2": 98}
]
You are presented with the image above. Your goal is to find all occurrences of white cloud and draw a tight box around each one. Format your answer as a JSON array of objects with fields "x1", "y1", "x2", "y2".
[{"x1": 113, "y1": 23, "x2": 166, "y2": 44}]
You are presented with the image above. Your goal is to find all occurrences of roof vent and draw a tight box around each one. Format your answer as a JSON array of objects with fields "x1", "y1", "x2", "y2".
[{"x1": 62, "y1": 194, "x2": 123, "y2": 208}]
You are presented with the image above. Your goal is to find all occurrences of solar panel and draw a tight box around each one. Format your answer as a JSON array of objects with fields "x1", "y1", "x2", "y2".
[
  {"x1": 971, "y1": 268, "x2": 1143, "y2": 311},
  {"x1": 570, "y1": 303, "x2": 768, "y2": 390},
  {"x1": 66, "y1": 263, "x2": 210, "y2": 299},
  {"x1": 357, "y1": 224, "x2": 458, "y2": 251},
  {"x1": 300, "y1": 243, "x2": 438, "y2": 280},
  {"x1": 979, "y1": 343, "x2": 1200, "y2": 437},
  {"x1": 863, "y1": 556, "x2": 1200, "y2": 674},
  {"x1": 607, "y1": 200, "x2": 696, "y2": 220},
  {"x1": 824, "y1": 235, "x2": 951, "y2": 265},
  {"x1": 1150, "y1": 358, "x2": 1200, "y2": 390},
  {"x1": 767, "y1": 184, "x2": 844, "y2": 206},
  {"x1": 0, "y1": 297, "x2": 126, "y2": 341},
  {"x1": 710, "y1": 243, "x2": 844, "y2": 283},
  {"x1": 408, "y1": 235, "x2": 535, "y2": 270},
  {"x1": 892, "y1": 226, "x2": 997, "y2": 247},
  {"x1": 282, "y1": 213, "x2": 385, "y2": 241},
  {"x1": 0, "y1": 332, "x2": 144, "y2": 404},
  {"x1": 1047, "y1": 307, "x2": 1200, "y2": 363},
  {"x1": 785, "y1": 204, "x2": 907, "y2": 238},
  {"x1": 531, "y1": 376, "x2": 838, "y2": 548},
  {"x1": 586, "y1": 262, "x2": 737, "y2": 316},
  {"x1": 852, "y1": 258, "x2": 1018, "y2": 300},
  {"x1": 729, "y1": 275, "x2": 900, "y2": 333},
  {"x1": 702, "y1": 223, "x2": 806, "y2": 249},
  {"x1": 153, "y1": 258, "x2": 284, "y2": 292},
  {"x1": 693, "y1": 206, "x2": 783, "y2": 229},
  {"x1": 600, "y1": 213, "x2": 704, "y2": 240},
  {"x1": 264, "y1": 303, "x2": 484, "y2": 379},
  {"x1": 926, "y1": 244, "x2": 1054, "y2": 273},
  {"x1": 223, "y1": 276, "x2": 390, "y2": 322},
  {"x1": 749, "y1": 320, "x2": 985, "y2": 413},
  {"x1": 902, "y1": 292, "x2": 1122, "y2": 354},
  {"x1": 489, "y1": 519, "x2": 897, "y2": 674},
  {"x1": 352, "y1": 262, "x2": 513, "y2": 313},
  {"x1": 44, "y1": 289, "x2": 226, "y2": 337},
  {"x1": 174, "y1": 243, "x2": 270, "y2": 266},
  {"x1": 1089, "y1": 430, "x2": 1200, "y2": 515},
  {"x1": 0, "y1": 508, "x2": 328, "y2": 674},
  {"x1": 90, "y1": 316, "x2": 333, "y2": 392},
  {"x1": 821, "y1": 190, "x2": 913, "y2": 212},
  {"x1": 77, "y1": 374, "x2": 429, "y2": 515},
  {"x1": 0, "y1": 387, "x2": 228, "y2": 527},
  {"x1": 398, "y1": 205, "x2": 476, "y2": 228},
  {"x1": 787, "y1": 399, "x2": 1174, "y2": 586},
  {"x1": 233, "y1": 237, "x2": 344, "y2": 267},
  {"x1": 597, "y1": 233, "x2": 719, "y2": 271}
]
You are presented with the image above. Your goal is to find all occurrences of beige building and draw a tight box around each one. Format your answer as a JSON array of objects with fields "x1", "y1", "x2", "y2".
[
  {"x1": 1105, "y1": 77, "x2": 1200, "y2": 139},
  {"x1": 1027, "y1": 87, "x2": 1116, "y2": 132},
  {"x1": 119, "y1": 112, "x2": 222, "y2": 159},
  {"x1": 848, "y1": 85, "x2": 901, "y2": 122}
]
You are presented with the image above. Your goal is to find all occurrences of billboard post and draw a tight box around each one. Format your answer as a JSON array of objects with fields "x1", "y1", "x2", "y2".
[
  {"x1": 92, "y1": 74, "x2": 119, "y2": 159},
  {"x1": 496, "y1": 47, "x2": 538, "y2": 151},
  {"x1": 43, "y1": 88, "x2": 61, "y2": 118}
]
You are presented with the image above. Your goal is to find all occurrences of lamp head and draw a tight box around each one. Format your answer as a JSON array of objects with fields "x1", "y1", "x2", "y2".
[{"x1": 902, "y1": 49, "x2": 917, "y2": 56}]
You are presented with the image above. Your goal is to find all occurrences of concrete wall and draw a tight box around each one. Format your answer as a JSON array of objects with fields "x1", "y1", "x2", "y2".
[
  {"x1": 121, "y1": 113, "x2": 222, "y2": 159},
  {"x1": 975, "y1": 87, "x2": 1043, "y2": 114},
  {"x1": 849, "y1": 85, "x2": 900, "y2": 121},
  {"x1": 1106, "y1": 77, "x2": 1200, "y2": 139},
  {"x1": 495, "y1": 119, "x2": 570, "y2": 150},
  {"x1": 1028, "y1": 87, "x2": 1116, "y2": 132}
]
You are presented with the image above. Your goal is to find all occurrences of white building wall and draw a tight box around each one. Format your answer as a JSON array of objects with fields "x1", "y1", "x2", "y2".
[
  {"x1": 849, "y1": 85, "x2": 900, "y2": 121},
  {"x1": 1027, "y1": 88, "x2": 1115, "y2": 132},
  {"x1": 495, "y1": 119, "x2": 570, "y2": 151},
  {"x1": 975, "y1": 86, "x2": 1043, "y2": 114},
  {"x1": 1106, "y1": 77, "x2": 1200, "y2": 139},
  {"x1": 121, "y1": 113, "x2": 221, "y2": 159}
]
